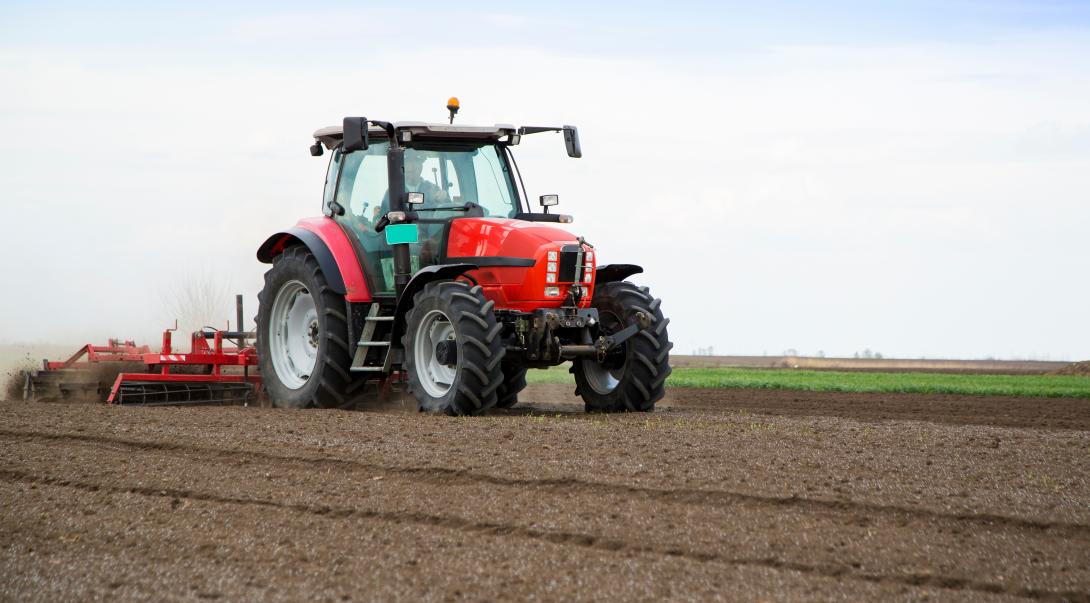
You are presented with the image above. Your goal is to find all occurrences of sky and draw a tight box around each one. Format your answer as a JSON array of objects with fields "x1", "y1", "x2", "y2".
[{"x1": 1, "y1": 1, "x2": 1088, "y2": 360}]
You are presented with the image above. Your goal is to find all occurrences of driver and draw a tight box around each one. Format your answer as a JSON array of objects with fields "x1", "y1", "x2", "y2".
[
  {"x1": 399, "y1": 151, "x2": 452, "y2": 266},
  {"x1": 373, "y1": 151, "x2": 450, "y2": 220},
  {"x1": 403, "y1": 151, "x2": 449, "y2": 205}
]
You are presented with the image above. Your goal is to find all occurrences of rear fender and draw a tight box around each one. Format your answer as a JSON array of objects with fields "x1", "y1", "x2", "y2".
[
  {"x1": 390, "y1": 263, "x2": 478, "y2": 350},
  {"x1": 256, "y1": 218, "x2": 371, "y2": 302}
]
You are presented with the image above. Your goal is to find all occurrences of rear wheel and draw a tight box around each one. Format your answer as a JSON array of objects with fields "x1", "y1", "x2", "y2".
[
  {"x1": 403, "y1": 281, "x2": 505, "y2": 415},
  {"x1": 494, "y1": 365, "x2": 528, "y2": 408},
  {"x1": 572, "y1": 281, "x2": 672, "y2": 412},
  {"x1": 257, "y1": 246, "x2": 363, "y2": 409}
]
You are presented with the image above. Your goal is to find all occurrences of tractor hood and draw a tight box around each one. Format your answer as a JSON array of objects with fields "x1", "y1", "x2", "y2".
[
  {"x1": 443, "y1": 217, "x2": 595, "y2": 310},
  {"x1": 444, "y1": 217, "x2": 582, "y2": 263}
]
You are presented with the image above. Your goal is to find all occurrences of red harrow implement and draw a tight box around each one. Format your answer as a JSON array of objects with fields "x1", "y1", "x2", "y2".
[
  {"x1": 25, "y1": 296, "x2": 261, "y2": 406},
  {"x1": 106, "y1": 326, "x2": 260, "y2": 405}
]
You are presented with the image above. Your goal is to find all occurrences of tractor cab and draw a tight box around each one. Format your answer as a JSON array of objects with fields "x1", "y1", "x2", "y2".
[{"x1": 309, "y1": 119, "x2": 581, "y2": 300}]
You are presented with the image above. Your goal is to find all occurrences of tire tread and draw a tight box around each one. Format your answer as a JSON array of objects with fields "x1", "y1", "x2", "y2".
[{"x1": 402, "y1": 281, "x2": 505, "y2": 415}]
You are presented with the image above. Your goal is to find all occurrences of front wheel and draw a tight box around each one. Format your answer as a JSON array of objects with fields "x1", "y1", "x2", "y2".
[
  {"x1": 572, "y1": 281, "x2": 672, "y2": 412},
  {"x1": 403, "y1": 281, "x2": 505, "y2": 415}
]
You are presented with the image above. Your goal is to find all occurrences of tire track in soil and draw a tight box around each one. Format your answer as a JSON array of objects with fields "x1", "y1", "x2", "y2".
[
  {"x1": 4, "y1": 428, "x2": 1088, "y2": 541},
  {"x1": 2, "y1": 468, "x2": 1085, "y2": 603}
]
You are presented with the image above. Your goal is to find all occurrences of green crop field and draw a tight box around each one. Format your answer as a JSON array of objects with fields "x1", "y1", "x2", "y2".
[{"x1": 526, "y1": 365, "x2": 1090, "y2": 398}]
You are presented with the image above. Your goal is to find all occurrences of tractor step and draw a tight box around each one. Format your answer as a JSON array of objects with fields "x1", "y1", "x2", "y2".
[{"x1": 352, "y1": 303, "x2": 394, "y2": 372}]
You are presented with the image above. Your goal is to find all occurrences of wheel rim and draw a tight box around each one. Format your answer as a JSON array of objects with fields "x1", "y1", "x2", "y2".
[
  {"x1": 269, "y1": 280, "x2": 318, "y2": 390},
  {"x1": 413, "y1": 309, "x2": 457, "y2": 398},
  {"x1": 583, "y1": 308, "x2": 626, "y2": 395},
  {"x1": 582, "y1": 358, "x2": 624, "y2": 394}
]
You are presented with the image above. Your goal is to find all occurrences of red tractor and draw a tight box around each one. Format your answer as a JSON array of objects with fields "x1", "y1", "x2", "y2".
[{"x1": 255, "y1": 103, "x2": 671, "y2": 414}]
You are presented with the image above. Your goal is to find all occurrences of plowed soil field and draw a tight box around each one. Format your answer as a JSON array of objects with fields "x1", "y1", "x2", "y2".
[{"x1": 2, "y1": 384, "x2": 1089, "y2": 601}]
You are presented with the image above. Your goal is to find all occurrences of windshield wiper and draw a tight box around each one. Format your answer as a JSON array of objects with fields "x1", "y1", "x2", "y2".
[{"x1": 413, "y1": 204, "x2": 474, "y2": 212}]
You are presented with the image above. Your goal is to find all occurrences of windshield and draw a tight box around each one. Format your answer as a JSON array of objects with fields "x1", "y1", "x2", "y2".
[
  {"x1": 403, "y1": 144, "x2": 521, "y2": 218},
  {"x1": 331, "y1": 141, "x2": 525, "y2": 295}
]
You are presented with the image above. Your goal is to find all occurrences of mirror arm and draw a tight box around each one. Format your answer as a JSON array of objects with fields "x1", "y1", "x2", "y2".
[
  {"x1": 370, "y1": 120, "x2": 396, "y2": 142},
  {"x1": 518, "y1": 126, "x2": 562, "y2": 135},
  {"x1": 516, "y1": 125, "x2": 582, "y2": 158}
]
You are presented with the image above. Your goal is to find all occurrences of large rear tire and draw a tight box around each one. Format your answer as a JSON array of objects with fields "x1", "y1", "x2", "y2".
[
  {"x1": 494, "y1": 365, "x2": 528, "y2": 409},
  {"x1": 403, "y1": 281, "x2": 505, "y2": 415},
  {"x1": 572, "y1": 281, "x2": 672, "y2": 412},
  {"x1": 257, "y1": 246, "x2": 363, "y2": 409}
]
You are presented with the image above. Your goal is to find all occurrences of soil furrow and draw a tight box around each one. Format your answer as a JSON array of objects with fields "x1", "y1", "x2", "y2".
[
  {"x1": 4, "y1": 427, "x2": 1086, "y2": 540},
  {"x1": 2, "y1": 467, "x2": 1083, "y2": 602}
]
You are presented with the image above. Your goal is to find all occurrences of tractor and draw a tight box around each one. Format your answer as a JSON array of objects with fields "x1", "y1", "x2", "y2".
[{"x1": 254, "y1": 101, "x2": 671, "y2": 414}]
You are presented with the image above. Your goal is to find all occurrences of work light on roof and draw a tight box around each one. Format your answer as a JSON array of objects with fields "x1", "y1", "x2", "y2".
[{"x1": 446, "y1": 96, "x2": 460, "y2": 124}]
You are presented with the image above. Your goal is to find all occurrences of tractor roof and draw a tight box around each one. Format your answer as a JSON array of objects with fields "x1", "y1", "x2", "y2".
[{"x1": 313, "y1": 122, "x2": 518, "y2": 150}]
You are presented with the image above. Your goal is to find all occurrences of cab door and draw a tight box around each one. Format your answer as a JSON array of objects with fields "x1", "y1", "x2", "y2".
[{"x1": 328, "y1": 141, "x2": 417, "y2": 296}]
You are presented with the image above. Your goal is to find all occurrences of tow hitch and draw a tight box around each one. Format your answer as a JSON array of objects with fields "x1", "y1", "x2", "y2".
[{"x1": 559, "y1": 310, "x2": 650, "y2": 362}]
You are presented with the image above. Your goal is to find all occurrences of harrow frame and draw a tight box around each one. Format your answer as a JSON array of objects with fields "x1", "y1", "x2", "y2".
[
  {"x1": 44, "y1": 339, "x2": 151, "y2": 370},
  {"x1": 106, "y1": 327, "x2": 260, "y2": 405}
]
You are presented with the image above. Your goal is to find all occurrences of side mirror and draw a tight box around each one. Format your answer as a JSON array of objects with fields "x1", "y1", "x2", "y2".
[
  {"x1": 309, "y1": 142, "x2": 324, "y2": 156},
  {"x1": 562, "y1": 125, "x2": 581, "y2": 158},
  {"x1": 342, "y1": 117, "x2": 369, "y2": 152},
  {"x1": 540, "y1": 194, "x2": 559, "y2": 207},
  {"x1": 407, "y1": 192, "x2": 425, "y2": 205}
]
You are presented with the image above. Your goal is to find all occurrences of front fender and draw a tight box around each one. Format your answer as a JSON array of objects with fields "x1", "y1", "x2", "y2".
[
  {"x1": 390, "y1": 263, "x2": 478, "y2": 350},
  {"x1": 595, "y1": 264, "x2": 643, "y2": 284}
]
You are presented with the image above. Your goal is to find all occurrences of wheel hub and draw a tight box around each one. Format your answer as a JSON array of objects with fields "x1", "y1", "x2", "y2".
[{"x1": 434, "y1": 339, "x2": 458, "y2": 366}]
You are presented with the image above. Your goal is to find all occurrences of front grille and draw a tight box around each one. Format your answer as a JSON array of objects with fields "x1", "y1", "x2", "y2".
[{"x1": 557, "y1": 245, "x2": 583, "y2": 283}]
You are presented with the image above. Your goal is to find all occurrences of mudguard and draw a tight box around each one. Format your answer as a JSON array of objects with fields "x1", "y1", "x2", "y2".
[
  {"x1": 595, "y1": 264, "x2": 643, "y2": 284},
  {"x1": 389, "y1": 263, "x2": 478, "y2": 349},
  {"x1": 256, "y1": 218, "x2": 371, "y2": 302}
]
